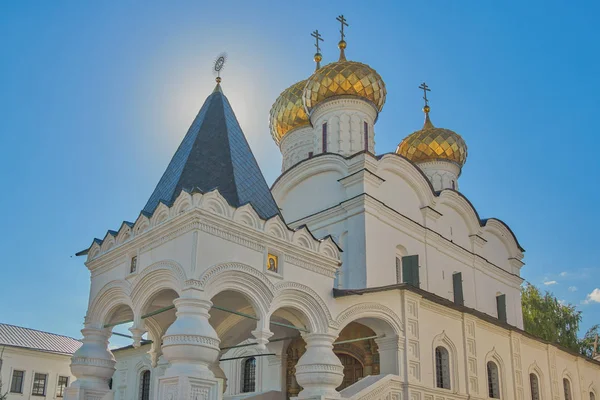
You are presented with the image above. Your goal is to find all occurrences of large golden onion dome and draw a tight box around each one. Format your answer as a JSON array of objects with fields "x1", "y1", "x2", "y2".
[
  {"x1": 303, "y1": 40, "x2": 386, "y2": 114},
  {"x1": 397, "y1": 106, "x2": 468, "y2": 167},
  {"x1": 269, "y1": 79, "x2": 310, "y2": 144}
]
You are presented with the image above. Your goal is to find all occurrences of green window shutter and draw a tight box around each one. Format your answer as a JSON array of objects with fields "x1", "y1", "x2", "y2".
[
  {"x1": 496, "y1": 294, "x2": 507, "y2": 323},
  {"x1": 402, "y1": 255, "x2": 420, "y2": 288},
  {"x1": 453, "y1": 272, "x2": 464, "y2": 306}
]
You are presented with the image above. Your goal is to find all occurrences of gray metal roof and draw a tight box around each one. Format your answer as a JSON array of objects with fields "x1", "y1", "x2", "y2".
[
  {"x1": 0, "y1": 323, "x2": 82, "y2": 355},
  {"x1": 143, "y1": 83, "x2": 280, "y2": 220}
]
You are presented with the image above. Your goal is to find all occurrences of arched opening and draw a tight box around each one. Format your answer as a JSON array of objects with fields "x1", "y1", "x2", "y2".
[
  {"x1": 487, "y1": 361, "x2": 500, "y2": 399},
  {"x1": 563, "y1": 378, "x2": 572, "y2": 400},
  {"x1": 591, "y1": 391, "x2": 596, "y2": 400},
  {"x1": 285, "y1": 322, "x2": 382, "y2": 398},
  {"x1": 530, "y1": 373, "x2": 540, "y2": 400},
  {"x1": 435, "y1": 346, "x2": 450, "y2": 389},
  {"x1": 209, "y1": 289, "x2": 268, "y2": 396},
  {"x1": 139, "y1": 370, "x2": 151, "y2": 400}
]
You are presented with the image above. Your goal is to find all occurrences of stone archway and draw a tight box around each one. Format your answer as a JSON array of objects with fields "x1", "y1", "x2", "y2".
[{"x1": 285, "y1": 322, "x2": 380, "y2": 398}]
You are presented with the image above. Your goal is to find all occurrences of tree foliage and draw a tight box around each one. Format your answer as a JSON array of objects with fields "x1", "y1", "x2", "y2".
[{"x1": 521, "y1": 283, "x2": 582, "y2": 351}]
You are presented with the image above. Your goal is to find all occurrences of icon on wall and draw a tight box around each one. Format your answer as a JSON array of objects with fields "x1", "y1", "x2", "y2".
[{"x1": 267, "y1": 253, "x2": 278, "y2": 273}]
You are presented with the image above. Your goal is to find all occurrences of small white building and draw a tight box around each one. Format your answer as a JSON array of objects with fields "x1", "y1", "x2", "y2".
[{"x1": 0, "y1": 324, "x2": 81, "y2": 400}]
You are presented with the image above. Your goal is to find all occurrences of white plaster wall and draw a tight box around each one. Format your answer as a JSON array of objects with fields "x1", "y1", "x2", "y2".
[
  {"x1": 0, "y1": 346, "x2": 75, "y2": 400},
  {"x1": 272, "y1": 152, "x2": 524, "y2": 324},
  {"x1": 280, "y1": 126, "x2": 314, "y2": 172}
]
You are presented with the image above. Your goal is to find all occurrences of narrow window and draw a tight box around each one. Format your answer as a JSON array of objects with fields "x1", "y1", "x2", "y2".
[
  {"x1": 130, "y1": 255, "x2": 138, "y2": 273},
  {"x1": 322, "y1": 123, "x2": 328, "y2": 153},
  {"x1": 242, "y1": 357, "x2": 256, "y2": 393},
  {"x1": 401, "y1": 255, "x2": 420, "y2": 288},
  {"x1": 435, "y1": 346, "x2": 451, "y2": 389},
  {"x1": 56, "y1": 376, "x2": 69, "y2": 397},
  {"x1": 32, "y1": 373, "x2": 47, "y2": 396},
  {"x1": 591, "y1": 392, "x2": 596, "y2": 400},
  {"x1": 487, "y1": 361, "x2": 500, "y2": 398},
  {"x1": 395, "y1": 257, "x2": 402, "y2": 284},
  {"x1": 530, "y1": 373, "x2": 540, "y2": 400},
  {"x1": 308, "y1": 151, "x2": 314, "y2": 158},
  {"x1": 364, "y1": 121, "x2": 369, "y2": 151},
  {"x1": 451, "y1": 180, "x2": 456, "y2": 189},
  {"x1": 496, "y1": 294, "x2": 507, "y2": 323},
  {"x1": 563, "y1": 378, "x2": 572, "y2": 400},
  {"x1": 109, "y1": 378, "x2": 113, "y2": 390},
  {"x1": 10, "y1": 370, "x2": 24, "y2": 393},
  {"x1": 452, "y1": 272, "x2": 464, "y2": 306},
  {"x1": 139, "y1": 370, "x2": 151, "y2": 400}
]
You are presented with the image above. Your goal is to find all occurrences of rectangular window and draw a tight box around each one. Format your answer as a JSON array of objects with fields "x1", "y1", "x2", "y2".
[
  {"x1": 32, "y1": 373, "x2": 47, "y2": 396},
  {"x1": 56, "y1": 376, "x2": 69, "y2": 397},
  {"x1": 452, "y1": 272, "x2": 464, "y2": 306},
  {"x1": 364, "y1": 121, "x2": 369, "y2": 151},
  {"x1": 401, "y1": 255, "x2": 420, "y2": 288},
  {"x1": 496, "y1": 294, "x2": 507, "y2": 323},
  {"x1": 308, "y1": 151, "x2": 314, "y2": 158},
  {"x1": 130, "y1": 255, "x2": 138, "y2": 273},
  {"x1": 395, "y1": 257, "x2": 402, "y2": 284},
  {"x1": 322, "y1": 123, "x2": 328, "y2": 153},
  {"x1": 10, "y1": 370, "x2": 25, "y2": 393}
]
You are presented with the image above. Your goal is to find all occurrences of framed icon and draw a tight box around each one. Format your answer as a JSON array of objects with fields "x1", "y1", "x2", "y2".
[{"x1": 267, "y1": 253, "x2": 278, "y2": 273}]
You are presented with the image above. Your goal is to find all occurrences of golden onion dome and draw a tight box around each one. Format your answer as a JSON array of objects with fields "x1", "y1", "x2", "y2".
[
  {"x1": 303, "y1": 41, "x2": 386, "y2": 115},
  {"x1": 397, "y1": 107, "x2": 468, "y2": 167},
  {"x1": 269, "y1": 79, "x2": 310, "y2": 145}
]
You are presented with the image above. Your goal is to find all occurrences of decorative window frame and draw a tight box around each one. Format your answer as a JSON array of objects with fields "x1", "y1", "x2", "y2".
[
  {"x1": 562, "y1": 370, "x2": 575, "y2": 400},
  {"x1": 264, "y1": 247, "x2": 284, "y2": 279},
  {"x1": 528, "y1": 362, "x2": 545, "y2": 400},
  {"x1": 431, "y1": 331, "x2": 459, "y2": 393},
  {"x1": 484, "y1": 348, "x2": 506, "y2": 399}
]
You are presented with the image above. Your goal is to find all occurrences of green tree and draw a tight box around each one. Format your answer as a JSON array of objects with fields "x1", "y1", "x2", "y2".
[
  {"x1": 579, "y1": 324, "x2": 600, "y2": 358},
  {"x1": 521, "y1": 283, "x2": 581, "y2": 351}
]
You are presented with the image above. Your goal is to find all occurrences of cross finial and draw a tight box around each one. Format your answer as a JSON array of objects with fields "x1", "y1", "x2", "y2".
[
  {"x1": 419, "y1": 82, "x2": 431, "y2": 107},
  {"x1": 311, "y1": 30, "x2": 324, "y2": 53},
  {"x1": 336, "y1": 15, "x2": 349, "y2": 61},
  {"x1": 336, "y1": 15, "x2": 348, "y2": 41},
  {"x1": 311, "y1": 30, "x2": 324, "y2": 69}
]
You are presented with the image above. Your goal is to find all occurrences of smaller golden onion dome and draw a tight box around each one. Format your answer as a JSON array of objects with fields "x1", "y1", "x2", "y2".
[
  {"x1": 269, "y1": 80, "x2": 310, "y2": 144},
  {"x1": 397, "y1": 109, "x2": 468, "y2": 167},
  {"x1": 303, "y1": 40, "x2": 386, "y2": 114}
]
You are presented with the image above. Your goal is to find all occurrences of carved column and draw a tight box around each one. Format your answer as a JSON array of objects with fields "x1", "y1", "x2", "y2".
[
  {"x1": 158, "y1": 291, "x2": 223, "y2": 400},
  {"x1": 295, "y1": 333, "x2": 344, "y2": 399},
  {"x1": 64, "y1": 326, "x2": 116, "y2": 400}
]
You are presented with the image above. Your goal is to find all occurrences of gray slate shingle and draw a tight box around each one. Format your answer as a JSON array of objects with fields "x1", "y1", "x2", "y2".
[{"x1": 143, "y1": 84, "x2": 280, "y2": 220}]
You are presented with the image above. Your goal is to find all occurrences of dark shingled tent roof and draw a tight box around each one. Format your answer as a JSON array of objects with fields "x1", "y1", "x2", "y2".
[{"x1": 143, "y1": 84, "x2": 280, "y2": 220}]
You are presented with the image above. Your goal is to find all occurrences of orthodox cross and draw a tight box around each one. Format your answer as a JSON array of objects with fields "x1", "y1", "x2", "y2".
[
  {"x1": 419, "y1": 82, "x2": 431, "y2": 106},
  {"x1": 336, "y1": 14, "x2": 348, "y2": 41},
  {"x1": 311, "y1": 30, "x2": 324, "y2": 53}
]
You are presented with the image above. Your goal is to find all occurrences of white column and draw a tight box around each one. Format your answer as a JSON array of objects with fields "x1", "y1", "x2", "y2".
[
  {"x1": 375, "y1": 335, "x2": 402, "y2": 376},
  {"x1": 158, "y1": 290, "x2": 223, "y2": 400},
  {"x1": 64, "y1": 326, "x2": 116, "y2": 400},
  {"x1": 295, "y1": 333, "x2": 343, "y2": 399}
]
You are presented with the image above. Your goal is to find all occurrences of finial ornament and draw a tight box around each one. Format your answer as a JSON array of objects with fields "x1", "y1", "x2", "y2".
[
  {"x1": 336, "y1": 14, "x2": 348, "y2": 61},
  {"x1": 311, "y1": 30, "x2": 324, "y2": 70},
  {"x1": 213, "y1": 52, "x2": 227, "y2": 85},
  {"x1": 418, "y1": 82, "x2": 433, "y2": 128}
]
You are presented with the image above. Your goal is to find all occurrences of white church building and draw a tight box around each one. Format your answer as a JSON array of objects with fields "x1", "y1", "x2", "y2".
[{"x1": 64, "y1": 19, "x2": 600, "y2": 400}]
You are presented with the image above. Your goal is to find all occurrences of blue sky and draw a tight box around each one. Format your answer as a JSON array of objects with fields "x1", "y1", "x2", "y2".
[{"x1": 1, "y1": 1, "x2": 599, "y2": 346}]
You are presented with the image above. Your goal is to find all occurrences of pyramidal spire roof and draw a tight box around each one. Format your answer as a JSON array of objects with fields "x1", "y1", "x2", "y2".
[{"x1": 143, "y1": 82, "x2": 280, "y2": 220}]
